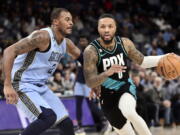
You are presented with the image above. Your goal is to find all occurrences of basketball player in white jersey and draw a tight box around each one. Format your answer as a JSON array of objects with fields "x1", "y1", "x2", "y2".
[
  {"x1": 3, "y1": 8, "x2": 83, "y2": 135},
  {"x1": 83, "y1": 14, "x2": 170, "y2": 135}
]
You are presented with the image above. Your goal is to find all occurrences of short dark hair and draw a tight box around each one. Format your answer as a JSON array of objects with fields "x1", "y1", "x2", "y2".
[
  {"x1": 50, "y1": 8, "x2": 69, "y2": 22},
  {"x1": 79, "y1": 34, "x2": 88, "y2": 39},
  {"x1": 98, "y1": 13, "x2": 117, "y2": 28},
  {"x1": 98, "y1": 13, "x2": 116, "y2": 22}
]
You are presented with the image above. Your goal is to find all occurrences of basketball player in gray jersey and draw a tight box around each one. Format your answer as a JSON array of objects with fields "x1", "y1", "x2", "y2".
[
  {"x1": 3, "y1": 8, "x2": 83, "y2": 135},
  {"x1": 83, "y1": 14, "x2": 169, "y2": 135}
]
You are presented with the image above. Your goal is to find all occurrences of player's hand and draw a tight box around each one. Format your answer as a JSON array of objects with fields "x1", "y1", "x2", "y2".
[
  {"x1": 3, "y1": 85, "x2": 19, "y2": 104},
  {"x1": 89, "y1": 86, "x2": 101, "y2": 100},
  {"x1": 105, "y1": 64, "x2": 127, "y2": 76}
]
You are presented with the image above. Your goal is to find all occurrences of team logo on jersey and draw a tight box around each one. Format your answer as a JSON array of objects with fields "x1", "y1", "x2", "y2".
[
  {"x1": 48, "y1": 51, "x2": 63, "y2": 62},
  {"x1": 102, "y1": 53, "x2": 125, "y2": 70},
  {"x1": 102, "y1": 53, "x2": 125, "y2": 79}
]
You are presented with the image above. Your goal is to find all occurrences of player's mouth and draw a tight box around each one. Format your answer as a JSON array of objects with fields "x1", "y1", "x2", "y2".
[
  {"x1": 67, "y1": 27, "x2": 72, "y2": 32},
  {"x1": 104, "y1": 34, "x2": 111, "y2": 39}
]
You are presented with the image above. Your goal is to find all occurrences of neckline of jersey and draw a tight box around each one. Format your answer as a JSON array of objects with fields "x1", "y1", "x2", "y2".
[{"x1": 95, "y1": 37, "x2": 118, "y2": 54}]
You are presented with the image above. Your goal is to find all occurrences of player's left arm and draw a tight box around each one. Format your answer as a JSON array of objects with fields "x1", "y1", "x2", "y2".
[
  {"x1": 66, "y1": 38, "x2": 80, "y2": 59},
  {"x1": 121, "y1": 37, "x2": 165, "y2": 68},
  {"x1": 66, "y1": 38, "x2": 83, "y2": 64}
]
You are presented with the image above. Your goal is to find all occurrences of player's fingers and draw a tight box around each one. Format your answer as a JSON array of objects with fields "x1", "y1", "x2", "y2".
[
  {"x1": 9, "y1": 93, "x2": 18, "y2": 104},
  {"x1": 112, "y1": 65, "x2": 127, "y2": 69},
  {"x1": 7, "y1": 97, "x2": 13, "y2": 104},
  {"x1": 6, "y1": 98, "x2": 10, "y2": 104},
  {"x1": 89, "y1": 90, "x2": 94, "y2": 100},
  {"x1": 5, "y1": 94, "x2": 9, "y2": 101}
]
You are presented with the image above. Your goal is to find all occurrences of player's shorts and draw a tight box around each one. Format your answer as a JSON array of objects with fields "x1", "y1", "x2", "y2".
[
  {"x1": 100, "y1": 79, "x2": 137, "y2": 129},
  {"x1": 74, "y1": 82, "x2": 91, "y2": 97},
  {"x1": 16, "y1": 82, "x2": 68, "y2": 124}
]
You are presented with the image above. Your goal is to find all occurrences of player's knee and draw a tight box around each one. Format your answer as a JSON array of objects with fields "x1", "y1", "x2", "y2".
[
  {"x1": 38, "y1": 107, "x2": 57, "y2": 126},
  {"x1": 120, "y1": 107, "x2": 137, "y2": 120}
]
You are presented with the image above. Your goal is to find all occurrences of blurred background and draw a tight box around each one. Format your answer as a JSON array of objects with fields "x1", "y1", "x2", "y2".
[{"x1": 0, "y1": 0, "x2": 180, "y2": 135}]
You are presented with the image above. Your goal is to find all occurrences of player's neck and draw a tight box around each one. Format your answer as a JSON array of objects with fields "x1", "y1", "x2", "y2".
[
  {"x1": 100, "y1": 38, "x2": 115, "y2": 51},
  {"x1": 51, "y1": 26, "x2": 64, "y2": 44}
]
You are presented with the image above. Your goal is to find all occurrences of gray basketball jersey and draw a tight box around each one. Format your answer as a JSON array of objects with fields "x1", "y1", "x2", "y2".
[{"x1": 12, "y1": 27, "x2": 66, "y2": 90}]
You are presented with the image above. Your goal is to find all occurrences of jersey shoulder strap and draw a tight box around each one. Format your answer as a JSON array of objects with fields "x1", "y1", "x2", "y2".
[{"x1": 116, "y1": 36, "x2": 129, "y2": 57}]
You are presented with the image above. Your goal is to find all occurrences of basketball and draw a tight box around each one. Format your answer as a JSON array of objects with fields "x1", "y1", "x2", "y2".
[{"x1": 156, "y1": 53, "x2": 180, "y2": 80}]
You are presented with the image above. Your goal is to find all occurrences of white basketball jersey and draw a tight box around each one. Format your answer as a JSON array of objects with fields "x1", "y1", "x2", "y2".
[{"x1": 11, "y1": 27, "x2": 66, "y2": 90}]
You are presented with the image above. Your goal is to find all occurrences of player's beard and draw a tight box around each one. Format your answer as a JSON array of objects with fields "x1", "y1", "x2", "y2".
[
  {"x1": 59, "y1": 27, "x2": 71, "y2": 36},
  {"x1": 101, "y1": 35, "x2": 114, "y2": 45}
]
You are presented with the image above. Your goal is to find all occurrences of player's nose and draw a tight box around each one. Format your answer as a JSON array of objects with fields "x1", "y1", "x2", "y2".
[
  {"x1": 104, "y1": 27, "x2": 110, "y2": 32},
  {"x1": 69, "y1": 21, "x2": 73, "y2": 26}
]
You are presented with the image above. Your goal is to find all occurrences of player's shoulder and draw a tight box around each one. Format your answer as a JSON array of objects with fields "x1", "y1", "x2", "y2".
[
  {"x1": 84, "y1": 44, "x2": 96, "y2": 53},
  {"x1": 84, "y1": 44, "x2": 99, "y2": 58},
  {"x1": 120, "y1": 37, "x2": 135, "y2": 52},
  {"x1": 28, "y1": 29, "x2": 50, "y2": 41},
  {"x1": 84, "y1": 45, "x2": 98, "y2": 62},
  {"x1": 121, "y1": 37, "x2": 132, "y2": 44}
]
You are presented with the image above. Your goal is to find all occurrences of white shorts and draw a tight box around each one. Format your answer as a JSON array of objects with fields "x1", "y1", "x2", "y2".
[
  {"x1": 74, "y1": 82, "x2": 91, "y2": 97},
  {"x1": 16, "y1": 83, "x2": 68, "y2": 124}
]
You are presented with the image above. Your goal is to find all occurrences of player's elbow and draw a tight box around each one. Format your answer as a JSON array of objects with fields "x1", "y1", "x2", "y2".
[{"x1": 4, "y1": 46, "x2": 16, "y2": 58}]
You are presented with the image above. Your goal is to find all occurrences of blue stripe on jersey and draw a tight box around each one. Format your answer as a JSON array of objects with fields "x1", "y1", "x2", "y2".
[
  {"x1": 102, "y1": 78, "x2": 126, "y2": 91},
  {"x1": 110, "y1": 81, "x2": 126, "y2": 90},
  {"x1": 128, "y1": 78, "x2": 137, "y2": 98}
]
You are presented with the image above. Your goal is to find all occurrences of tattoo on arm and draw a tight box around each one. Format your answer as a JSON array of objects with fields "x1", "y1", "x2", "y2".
[
  {"x1": 3, "y1": 30, "x2": 49, "y2": 86},
  {"x1": 121, "y1": 37, "x2": 144, "y2": 65},
  {"x1": 14, "y1": 31, "x2": 49, "y2": 55},
  {"x1": 83, "y1": 46, "x2": 108, "y2": 88}
]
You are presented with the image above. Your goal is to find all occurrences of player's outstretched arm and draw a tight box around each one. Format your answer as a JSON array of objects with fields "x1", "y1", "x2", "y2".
[
  {"x1": 121, "y1": 37, "x2": 165, "y2": 68},
  {"x1": 83, "y1": 45, "x2": 125, "y2": 88},
  {"x1": 3, "y1": 30, "x2": 49, "y2": 104},
  {"x1": 66, "y1": 38, "x2": 81, "y2": 60}
]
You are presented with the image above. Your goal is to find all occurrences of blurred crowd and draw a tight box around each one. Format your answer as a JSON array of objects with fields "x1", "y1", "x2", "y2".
[{"x1": 0, "y1": 0, "x2": 180, "y2": 127}]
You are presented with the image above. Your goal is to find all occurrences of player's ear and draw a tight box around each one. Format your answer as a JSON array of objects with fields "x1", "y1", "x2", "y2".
[{"x1": 53, "y1": 19, "x2": 59, "y2": 25}]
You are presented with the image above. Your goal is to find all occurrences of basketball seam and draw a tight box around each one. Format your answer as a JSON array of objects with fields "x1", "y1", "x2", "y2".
[
  {"x1": 162, "y1": 57, "x2": 169, "y2": 79},
  {"x1": 167, "y1": 55, "x2": 179, "y2": 76}
]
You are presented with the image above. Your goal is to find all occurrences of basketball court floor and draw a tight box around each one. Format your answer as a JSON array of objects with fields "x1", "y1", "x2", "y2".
[
  {"x1": 0, "y1": 126, "x2": 179, "y2": 135},
  {"x1": 89, "y1": 126, "x2": 180, "y2": 135}
]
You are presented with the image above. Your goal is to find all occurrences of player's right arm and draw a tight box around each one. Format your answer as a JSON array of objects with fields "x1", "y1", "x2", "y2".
[
  {"x1": 83, "y1": 45, "x2": 126, "y2": 88},
  {"x1": 121, "y1": 37, "x2": 165, "y2": 68},
  {"x1": 3, "y1": 30, "x2": 49, "y2": 104}
]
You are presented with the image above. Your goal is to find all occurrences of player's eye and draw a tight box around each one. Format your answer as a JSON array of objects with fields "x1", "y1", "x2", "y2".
[
  {"x1": 100, "y1": 25, "x2": 105, "y2": 28},
  {"x1": 65, "y1": 17, "x2": 71, "y2": 21},
  {"x1": 109, "y1": 25, "x2": 113, "y2": 28}
]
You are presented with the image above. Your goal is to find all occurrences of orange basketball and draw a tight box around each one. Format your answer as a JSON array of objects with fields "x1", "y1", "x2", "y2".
[{"x1": 156, "y1": 54, "x2": 180, "y2": 80}]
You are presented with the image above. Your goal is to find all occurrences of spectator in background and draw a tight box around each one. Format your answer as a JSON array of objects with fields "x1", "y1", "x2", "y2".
[
  {"x1": 48, "y1": 71, "x2": 64, "y2": 95},
  {"x1": 62, "y1": 70, "x2": 75, "y2": 95},
  {"x1": 147, "y1": 39, "x2": 164, "y2": 56},
  {"x1": 162, "y1": 29, "x2": 174, "y2": 43},
  {"x1": 162, "y1": 79, "x2": 180, "y2": 126},
  {"x1": 145, "y1": 77, "x2": 172, "y2": 127},
  {"x1": 171, "y1": 78, "x2": 180, "y2": 125}
]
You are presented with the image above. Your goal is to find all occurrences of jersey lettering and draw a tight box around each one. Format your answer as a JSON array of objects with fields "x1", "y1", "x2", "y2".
[{"x1": 103, "y1": 53, "x2": 125, "y2": 70}]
